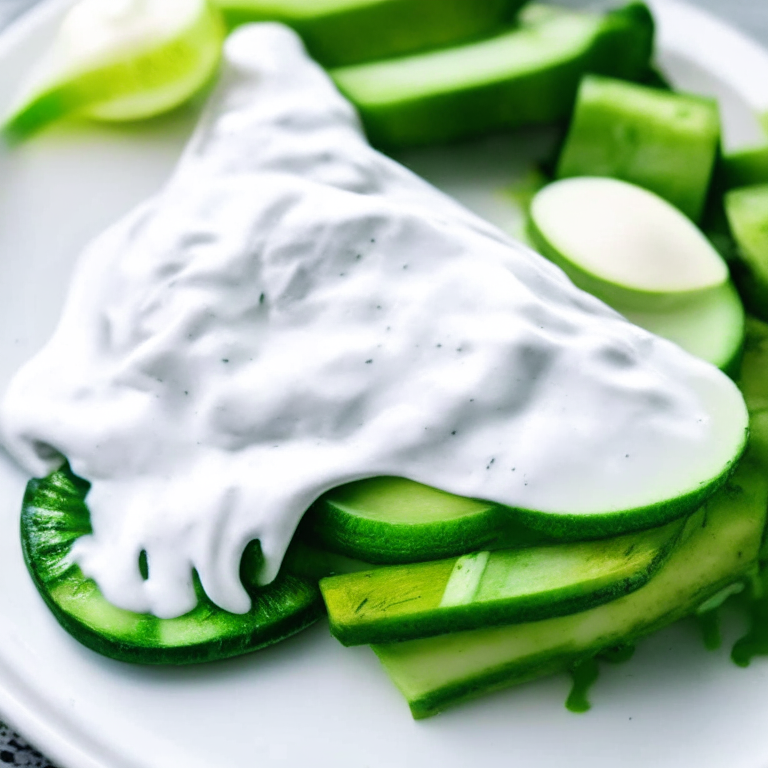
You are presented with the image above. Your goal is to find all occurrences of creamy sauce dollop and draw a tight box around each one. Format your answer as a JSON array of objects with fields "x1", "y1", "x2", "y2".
[{"x1": 0, "y1": 24, "x2": 745, "y2": 618}]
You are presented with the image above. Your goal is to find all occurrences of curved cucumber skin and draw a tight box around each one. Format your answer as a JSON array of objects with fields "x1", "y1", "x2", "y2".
[
  {"x1": 621, "y1": 280, "x2": 744, "y2": 377},
  {"x1": 303, "y1": 476, "x2": 552, "y2": 565},
  {"x1": 373, "y1": 318, "x2": 768, "y2": 719},
  {"x1": 555, "y1": 75, "x2": 720, "y2": 222},
  {"x1": 725, "y1": 184, "x2": 768, "y2": 323},
  {"x1": 321, "y1": 520, "x2": 682, "y2": 646},
  {"x1": 722, "y1": 145, "x2": 768, "y2": 191},
  {"x1": 331, "y1": 3, "x2": 654, "y2": 148},
  {"x1": 214, "y1": 0, "x2": 524, "y2": 68},
  {"x1": 3, "y1": 2, "x2": 225, "y2": 142},
  {"x1": 21, "y1": 468, "x2": 323, "y2": 665}
]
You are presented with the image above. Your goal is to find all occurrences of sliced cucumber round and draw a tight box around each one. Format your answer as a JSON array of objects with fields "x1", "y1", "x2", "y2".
[
  {"x1": 529, "y1": 177, "x2": 729, "y2": 306},
  {"x1": 302, "y1": 477, "x2": 551, "y2": 564},
  {"x1": 21, "y1": 467, "x2": 323, "y2": 664},
  {"x1": 3, "y1": 0, "x2": 225, "y2": 141}
]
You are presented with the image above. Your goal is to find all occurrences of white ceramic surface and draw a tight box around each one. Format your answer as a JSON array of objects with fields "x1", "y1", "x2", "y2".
[{"x1": 0, "y1": 2, "x2": 767, "y2": 767}]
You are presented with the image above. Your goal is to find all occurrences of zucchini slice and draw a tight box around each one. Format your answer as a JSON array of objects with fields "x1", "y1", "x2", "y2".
[
  {"x1": 320, "y1": 519, "x2": 683, "y2": 646},
  {"x1": 21, "y1": 468, "x2": 324, "y2": 665}
]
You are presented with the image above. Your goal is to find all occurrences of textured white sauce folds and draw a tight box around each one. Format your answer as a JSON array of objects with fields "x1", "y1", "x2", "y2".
[{"x1": 0, "y1": 25, "x2": 746, "y2": 618}]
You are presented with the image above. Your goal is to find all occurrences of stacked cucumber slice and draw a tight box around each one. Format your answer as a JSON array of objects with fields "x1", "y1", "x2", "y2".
[{"x1": 6, "y1": 0, "x2": 768, "y2": 725}]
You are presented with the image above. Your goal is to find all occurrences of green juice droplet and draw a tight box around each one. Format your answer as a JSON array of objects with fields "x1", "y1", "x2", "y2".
[{"x1": 566, "y1": 657, "x2": 600, "y2": 713}]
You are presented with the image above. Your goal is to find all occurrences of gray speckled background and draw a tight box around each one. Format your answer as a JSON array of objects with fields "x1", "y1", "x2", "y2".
[{"x1": 0, "y1": 0, "x2": 765, "y2": 766}]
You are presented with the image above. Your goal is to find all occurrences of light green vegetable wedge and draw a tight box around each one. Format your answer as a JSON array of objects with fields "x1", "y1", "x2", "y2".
[
  {"x1": 213, "y1": 0, "x2": 525, "y2": 68},
  {"x1": 3, "y1": 0, "x2": 225, "y2": 142},
  {"x1": 555, "y1": 75, "x2": 720, "y2": 222},
  {"x1": 725, "y1": 184, "x2": 768, "y2": 323},
  {"x1": 320, "y1": 519, "x2": 682, "y2": 646},
  {"x1": 528, "y1": 177, "x2": 744, "y2": 372},
  {"x1": 331, "y1": 2, "x2": 654, "y2": 147},
  {"x1": 372, "y1": 319, "x2": 768, "y2": 718}
]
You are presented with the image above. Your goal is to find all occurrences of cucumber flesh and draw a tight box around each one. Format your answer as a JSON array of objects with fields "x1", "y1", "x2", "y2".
[
  {"x1": 21, "y1": 468, "x2": 323, "y2": 664},
  {"x1": 331, "y1": 3, "x2": 654, "y2": 147},
  {"x1": 724, "y1": 183, "x2": 768, "y2": 323},
  {"x1": 528, "y1": 177, "x2": 728, "y2": 302},
  {"x1": 213, "y1": 0, "x2": 525, "y2": 68},
  {"x1": 372, "y1": 319, "x2": 768, "y2": 718},
  {"x1": 555, "y1": 75, "x2": 720, "y2": 222},
  {"x1": 621, "y1": 280, "x2": 744, "y2": 376},
  {"x1": 3, "y1": 0, "x2": 225, "y2": 142},
  {"x1": 320, "y1": 519, "x2": 682, "y2": 646},
  {"x1": 302, "y1": 477, "x2": 551, "y2": 564}
]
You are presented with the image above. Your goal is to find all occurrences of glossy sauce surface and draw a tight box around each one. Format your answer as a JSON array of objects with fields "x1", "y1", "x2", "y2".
[{"x1": 0, "y1": 24, "x2": 745, "y2": 618}]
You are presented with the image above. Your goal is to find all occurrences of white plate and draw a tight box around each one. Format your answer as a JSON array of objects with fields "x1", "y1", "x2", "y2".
[{"x1": 0, "y1": 2, "x2": 767, "y2": 767}]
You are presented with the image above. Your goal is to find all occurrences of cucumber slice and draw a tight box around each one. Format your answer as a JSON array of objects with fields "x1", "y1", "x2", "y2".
[
  {"x1": 724, "y1": 183, "x2": 768, "y2": 323},
  {"x1": 213, "y1": 0, "x2": 525, "y2": 68},
  {"x1": 320, "y1": 519, "x2": 682, "y2": 646},
  {"x1": 555, "y1": 75, "x2": 720, "y2": 222},
  {"x1": 21, "y1": 467, "x2": 323, "y2": 664},
  {"x1": 302, "y1": 477, "x2": 550, "y2": 564},
  {"x1": 621, "y1": 280, "x2": 745, "y2": 376},
  {"x1": 528, "y1": 177, "x2": 743, "y2": 371},
  {"x1": 529, "y1": 177, "x2": 729, "y2": 305},
  {"x1": 3, "y1": 0, "x2": 225, "y2": 142},
  {"x1": 374, "y1": 441, "x2": 768, "y2": 718},
  {"x1": 372, "y1": 320, "x2": 768, "y2": 718},
  {"x1": 331, "y1": 2, "x2": 654, "y2": 147},
  {"x1": 722, "y1": 144, "x2": 768, "y2": 191}
]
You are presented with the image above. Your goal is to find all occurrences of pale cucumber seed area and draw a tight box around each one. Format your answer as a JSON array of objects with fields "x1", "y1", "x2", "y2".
[{"x1": 0, "y1": 25, "x2": 748, "y2": 620}]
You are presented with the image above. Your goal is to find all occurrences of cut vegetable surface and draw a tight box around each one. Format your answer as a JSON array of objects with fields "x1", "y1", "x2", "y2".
[
  {"x1": 331, "y1": 2, "x2": 655, "y2": 147},
  {"x1": 555, "y1": 75, "x2": 720, "y2": 222},
  {"x1": 21, "y1": 467, "x2": 324, "y2": 664},
  {"x1": 3, "y1": 0, "x2": 225, "y2": 142},
  {"x1": 302, "y1": 477, "x2": 550, "y2": 564},
  {"x1": 213, "y1": 0, "x2": 525, "y2": 68},
  {"x1": 372, "y1": 318, "x2": 768, "y2": 717},
  {"x1": 320, "y1": 519, "x2": 682, "y2": 646},
  {"x1": 529, "y1": 177, "x2": 729, "y2": 303}
]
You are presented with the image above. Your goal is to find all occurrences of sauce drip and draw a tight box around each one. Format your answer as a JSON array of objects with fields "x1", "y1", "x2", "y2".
[{"x1": 0, "y1": 24, "x2": 746, "y2": 619}]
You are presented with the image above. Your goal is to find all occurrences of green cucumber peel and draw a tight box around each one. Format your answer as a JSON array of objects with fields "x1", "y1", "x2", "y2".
[
  {"x1": 3, "y1": 0, "x2": 225, "y2": 143},
  {"x1": 331, "y1": 2, "x2": 654, "y2": 148},
  {"x1": 213, "y1": 0, "x2": 526, "y2": 68},
  {"x1": 320, "y1": 519, "x2": 683, "y2": 646},
  {"x1": 724, "y1": 183, "x2": 768, "y2": 324},
  {"x1": 555, "y1": 75, "x2": 720, "y2": 222},
  {"x1": 21, "y1": 467, "x2": 323, "y2": 665}
]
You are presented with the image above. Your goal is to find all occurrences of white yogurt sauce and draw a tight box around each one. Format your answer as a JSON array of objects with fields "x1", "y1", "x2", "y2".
[{"x1": 0, "y1": 24, "x2": 746, "y2": 619}]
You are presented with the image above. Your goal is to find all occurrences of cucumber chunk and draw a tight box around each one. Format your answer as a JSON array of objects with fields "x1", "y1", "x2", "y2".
[
  {"x1": 320, "y1": 519, "x2": 682, "y2": 646},
  {"x1": 372, "y1": 320, "x2": 768, "y2": 718},
  {"x1": 302, "y1": 477, "x2": 550, "y2": 564},
  {"x1": 722, "y1": 145, "x2": 768, "y2": 191},
  {"x1": 528, "y1": 177, "x2": 744, "y2": 372},
  {"x1": 555, "y1": 75, "x2": 720, "y2": 222},
  {"x1": 724, "y1": 183, "x2": 768, "y2": 323},
  {"x1": 21, "y1": 468, "x2": 323, "y2": 664},
  {"x1": 331, "y1": 3, "x2": 654, "y2": 147},
  {"x1": 213, "y1": 0, "x2": 525, "y2": 68},
  {"x1": 3, "y1": 0, "x2": 225, "y2": 142}
]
